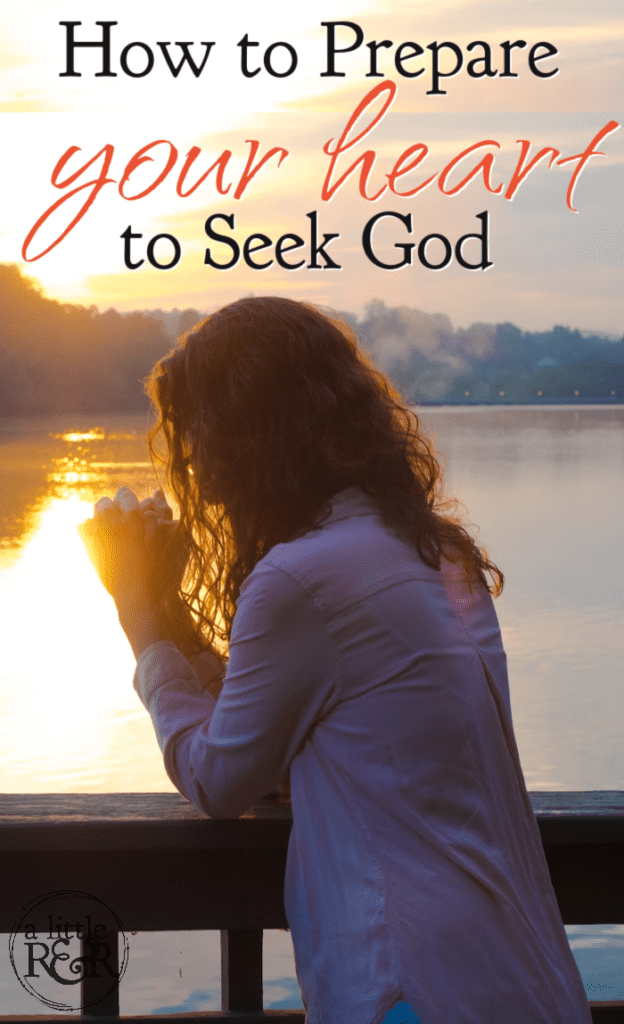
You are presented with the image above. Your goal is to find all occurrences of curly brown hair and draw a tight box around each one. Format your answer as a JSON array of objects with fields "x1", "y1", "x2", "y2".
[{"x1": 146, "y1": 295, "x2": 503, "y2": 654}]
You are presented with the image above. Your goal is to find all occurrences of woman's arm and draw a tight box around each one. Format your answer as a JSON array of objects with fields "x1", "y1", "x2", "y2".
[
  {"x1": 186, "y1": 651, "x2": 226, "y2": 700},
  {"x1": 80, "y1": 495, "x2": 316, "y2": 811},
  {"x1": 133, "y1": 562, "x2": 339, "y2": 817}
]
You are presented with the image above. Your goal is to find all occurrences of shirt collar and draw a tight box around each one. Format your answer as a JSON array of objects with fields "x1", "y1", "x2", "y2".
[{"x1": 321, "y1": 486, "x2": 378, "y2": 525}]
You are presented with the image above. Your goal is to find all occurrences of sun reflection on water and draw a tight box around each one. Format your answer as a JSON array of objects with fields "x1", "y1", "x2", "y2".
[
  {"x1": 0, "y1": 417, "x2": 175, "y2": 792},
  {"x1": 54, "y1": 430, "x2": 107, "y2": 443},
  {"x1": 0, "y1": 495, "x2": 135, "y2": 784}
]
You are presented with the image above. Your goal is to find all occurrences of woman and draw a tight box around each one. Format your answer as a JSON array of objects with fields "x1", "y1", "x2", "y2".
[{"x1": 80, "y1": 297, "x2": 591, "y2": 1024}]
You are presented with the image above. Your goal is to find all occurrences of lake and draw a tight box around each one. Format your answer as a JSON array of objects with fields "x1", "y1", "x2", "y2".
[{"x1": 0, "y1": 405, "x2": 622, "y2": 1013}]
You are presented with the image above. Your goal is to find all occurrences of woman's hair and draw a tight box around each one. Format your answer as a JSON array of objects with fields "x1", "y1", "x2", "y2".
[{"x1": 146, "y1": 295, "x2": 503, "y2": 653}]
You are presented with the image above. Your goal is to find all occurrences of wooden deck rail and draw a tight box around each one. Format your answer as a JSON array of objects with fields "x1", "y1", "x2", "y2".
[{"x1": 0, "y1": 791, "x2": 622, "y2": 1023}]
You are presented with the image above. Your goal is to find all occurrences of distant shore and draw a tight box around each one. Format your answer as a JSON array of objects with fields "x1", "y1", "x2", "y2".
[
  {"x1": 417, "y1": 397, "x2": 624, "y2": 407},
  {"x1": 1, "y1": 399, "x2": 623, "y2": 431}
]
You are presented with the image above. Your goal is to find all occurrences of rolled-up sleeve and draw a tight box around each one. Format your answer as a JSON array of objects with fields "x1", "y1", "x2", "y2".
[{"x1": 134, "y1": 562, "x2": 339, "y2": 818}]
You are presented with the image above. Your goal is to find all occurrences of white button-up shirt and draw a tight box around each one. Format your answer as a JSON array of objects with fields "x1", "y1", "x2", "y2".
[{"x1": 134, "y1": 488, "x2": 591, "y2": 1024}]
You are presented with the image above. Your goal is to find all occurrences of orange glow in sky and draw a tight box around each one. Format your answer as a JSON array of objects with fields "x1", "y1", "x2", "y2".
[{"x1": 0, "y1": 2, "x2": 621, "y2": 332}]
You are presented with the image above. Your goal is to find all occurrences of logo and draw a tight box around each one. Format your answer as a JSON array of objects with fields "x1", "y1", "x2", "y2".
[{"x1": 9, "y1": 890, "x2": 129, "y2": 1012}]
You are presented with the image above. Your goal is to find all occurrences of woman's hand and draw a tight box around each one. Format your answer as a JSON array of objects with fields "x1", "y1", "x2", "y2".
[
  {"x1": 80, "y1": 488, "x2": 223, "y2": 676},
  {"x1": 80, "y1": 489, "x2": 154, "y2": 600},
  {"x1": 142, "y1": 506, "x2": 190, "y2": 605},
  {"x1": 80, "y1": 487, "x2": 187, "y2": 600},
  {"x1": 79, "y1": 487, "x2": 184, "y2": 658}
]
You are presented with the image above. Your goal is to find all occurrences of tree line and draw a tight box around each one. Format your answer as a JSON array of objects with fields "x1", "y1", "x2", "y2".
[{"x1": 0, "y1": 264, "x2": 621, "y2": 415}]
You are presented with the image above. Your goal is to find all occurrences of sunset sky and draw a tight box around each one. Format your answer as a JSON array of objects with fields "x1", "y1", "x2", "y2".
[{"x1": 0, "y1": 0, "x2": 621, "y2": 332}]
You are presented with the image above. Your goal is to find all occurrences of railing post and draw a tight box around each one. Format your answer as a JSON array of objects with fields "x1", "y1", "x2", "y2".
[
  {"x1": 81, "y1": 928, "x2": 120, "y2": 1018},
  {"x1": 220, "y1": 928, "x2": 264, "y2": 1012}
]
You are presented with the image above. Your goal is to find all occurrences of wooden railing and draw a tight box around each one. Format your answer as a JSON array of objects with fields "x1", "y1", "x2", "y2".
[{"x1": 0, "y1": 791, "x2": 622, "y2": 1023}]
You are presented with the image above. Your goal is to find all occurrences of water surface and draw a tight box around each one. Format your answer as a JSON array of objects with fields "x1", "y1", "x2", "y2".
[
  {"x1": 0, "y1": 406, "x2": 622, "y2": 1015},
  {"x1": 1, "y1": 405, "x2": 622, "y2": 792}
]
